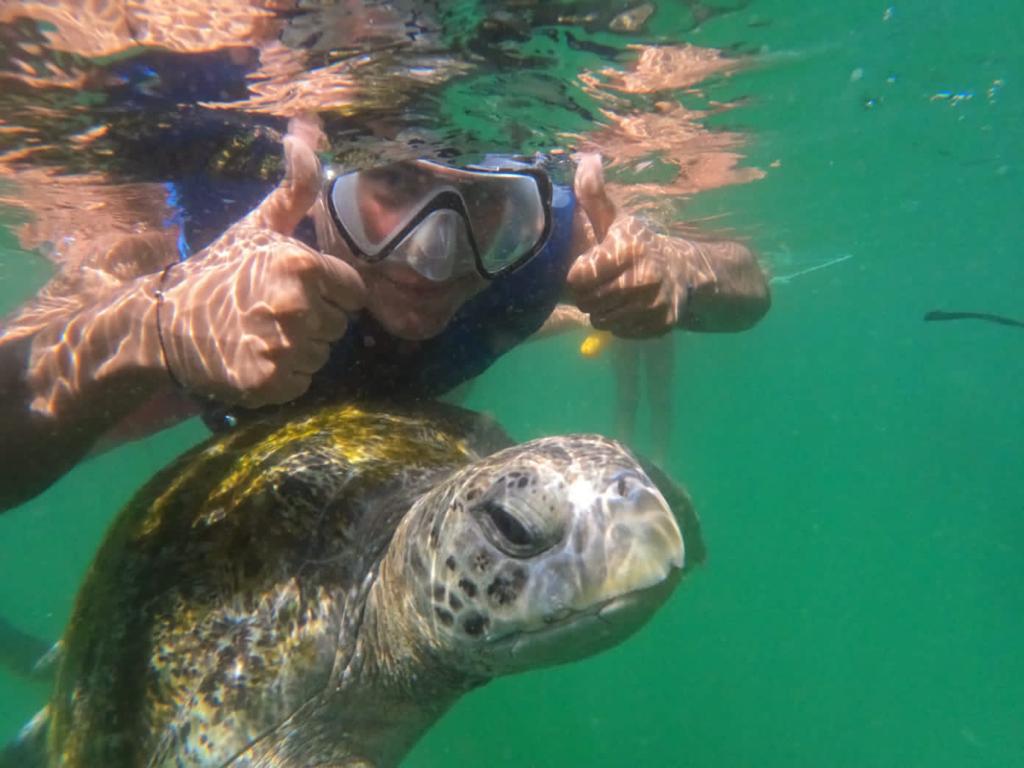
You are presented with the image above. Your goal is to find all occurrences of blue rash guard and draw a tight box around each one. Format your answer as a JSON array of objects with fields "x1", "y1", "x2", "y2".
[{"x1": 169, "y1": 177, "x2": 577, "y2": 419}]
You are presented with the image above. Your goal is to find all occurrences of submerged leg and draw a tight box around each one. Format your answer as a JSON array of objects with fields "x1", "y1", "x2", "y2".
[
  {"x1": 643, "y1": 335, "x2": 676, "y2": 467},
  {"x1": 611, "y1": 342, "x2": 641, "y2": 446}
]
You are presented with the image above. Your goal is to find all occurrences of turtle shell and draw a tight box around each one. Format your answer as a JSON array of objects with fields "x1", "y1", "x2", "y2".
[{"x1": 47, "y1": 402, "x2": 512, "y2": 767}]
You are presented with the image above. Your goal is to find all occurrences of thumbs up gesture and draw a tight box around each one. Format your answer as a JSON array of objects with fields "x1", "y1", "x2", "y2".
[
  {"x1": 154, "y1": 124, "x2": 367, "y2": 407},
  {"x1": 566, "y1": 154, "x2": 715, "y2": 338}
]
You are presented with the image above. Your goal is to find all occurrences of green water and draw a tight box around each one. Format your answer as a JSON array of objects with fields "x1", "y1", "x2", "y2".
[{"x1": 2, "y1": 1, "x2": 1023, "y2": 766}]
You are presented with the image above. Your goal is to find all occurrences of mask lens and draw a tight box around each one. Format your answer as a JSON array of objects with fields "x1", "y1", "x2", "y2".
[
  {"x1": 388, "y1": 209, "x2": 476, "y2": 282},
  {"x1": 330, "y1": 163, "x2": 436, "y2": 256},
  {"x1": 462, "y1": 173, "x2": 547, "y2": 276}
]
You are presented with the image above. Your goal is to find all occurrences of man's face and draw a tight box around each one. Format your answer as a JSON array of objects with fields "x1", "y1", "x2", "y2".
[{"x1": 322, "y1": 164, "x2": 487, "y2": 340}]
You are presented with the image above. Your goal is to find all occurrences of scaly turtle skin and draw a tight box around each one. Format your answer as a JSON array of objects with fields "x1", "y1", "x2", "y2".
[{"x1": 9, "y1": 402, "x2": 699, "y2": 767}]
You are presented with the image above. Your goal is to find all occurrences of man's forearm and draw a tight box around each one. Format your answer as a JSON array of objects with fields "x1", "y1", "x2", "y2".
[{"x1": 0, "y1": 272, "x2": 171, "y2": 512}]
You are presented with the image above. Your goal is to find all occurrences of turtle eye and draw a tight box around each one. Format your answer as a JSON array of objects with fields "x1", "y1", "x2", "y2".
[
  {"x1": 483, "y1": 501, "x2": 532, "y2": 546},
  {"x1": 473, "y1": 500, "x2": 551, "y2": 558}
]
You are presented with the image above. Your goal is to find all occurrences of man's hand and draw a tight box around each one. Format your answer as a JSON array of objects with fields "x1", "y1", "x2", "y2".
[
  {"x1": 566, "y1": 154, "x2": 719, "y2": 338},
  {"x1": 158, "y1": 130, "x2": 366, "y2": 407}
]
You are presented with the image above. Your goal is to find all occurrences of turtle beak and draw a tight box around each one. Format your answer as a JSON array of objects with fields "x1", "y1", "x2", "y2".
[
  {"x1": 600, "y1": 477, "x2": 684, "y2": 599},
  {"x1": 587, "y1": 476, "x2": 684, "y2": 641}
]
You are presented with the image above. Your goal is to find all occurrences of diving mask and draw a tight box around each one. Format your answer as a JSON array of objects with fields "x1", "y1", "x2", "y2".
[{"x1": 326, "y1": 159, "x2": 553, "y2": 281}]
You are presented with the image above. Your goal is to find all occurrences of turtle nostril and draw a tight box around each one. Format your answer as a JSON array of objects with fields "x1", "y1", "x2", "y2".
[
  {"x1": 627, "y1": 487, "x2": 666, "y2": 517},
  {"x1": 609, "y1": 472, "x2": 666, "y2": 518}
]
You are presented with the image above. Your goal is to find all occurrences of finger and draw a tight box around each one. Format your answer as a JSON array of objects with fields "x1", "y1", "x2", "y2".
[
  {"x1": 576, "y1": 256, "x2": 662, "y2": 301},
  {"x1": 573, "y1": 273, "x2": 634, "y2": 315},
  {"x1": 574, "y1": 153, "x2": 617, "y2": 243},
  {"x1": 277, "y1": 243, "x2": 368, "y2": 314},
  {"x1": 593, "y1": 304, "x2": 672, "y2": 338},
  {"x1": 566, "y1": 245, "x2": 632, "y2": 294},
  {"x1": 252, "y1": 134, "x2": 322, "y2": 235},
  {"x1": 577, "y1": 279, "x2": 661, "y2": 317},
  {"x1": 288, "y1": 339, "x2": 331, "y2": 376},
  {"x1": 242, "y1": 370, "x2": 312, "y2": 409},
  {"x1": 259, "y1": 329, "x2": 329, "y2": 372},
  {"x1": 613, "y1": 320, "x2": 672, "y2": 340},
  {"x1": 593, "y1": 300, "x2": 665, "y2": 329},
  {"x1": 308, "y1": 295, "x2": 350, "y2": 340},
  {"x1": 280, "y1": 370, "x2": 315, "y2": 401},
  {"x1": 310, "y1": 250, "x2": 368, "y2": 313},
  {"x1": 275, "y1": 295, "x2": 349, "y2": 343}
]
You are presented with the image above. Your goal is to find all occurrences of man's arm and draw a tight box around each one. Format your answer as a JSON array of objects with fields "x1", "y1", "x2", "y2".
[
  {"x1": 0, "y1": 132, "x2": 365, "y2": 514},
  {"x1": 0, "y1": 276, "x2": 170, "y2": 511},
  {"x1": 0, "y1": 222, "x2": 200, "y2": 511}
]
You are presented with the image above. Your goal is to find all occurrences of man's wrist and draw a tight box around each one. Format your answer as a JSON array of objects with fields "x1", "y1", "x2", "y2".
[
  {"x1": 109, "y1": 269, "x2": 175, "y2": 376},
  {"x1": 667, "y1": 237, "x2": 718, "y2": 329},
  {"x1": 675, "y1": 239, "x2": 770, "y2": 332}
]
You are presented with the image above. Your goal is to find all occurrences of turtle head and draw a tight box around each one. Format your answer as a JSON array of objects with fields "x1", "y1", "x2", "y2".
[{"x1": 387, "y1": 435, "x2": 687, "y2": 678}]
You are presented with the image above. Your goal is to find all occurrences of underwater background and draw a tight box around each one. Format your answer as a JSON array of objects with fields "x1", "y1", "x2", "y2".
[{"x1": 1, "y1": 1, "x2": 1022, "y2": 766}]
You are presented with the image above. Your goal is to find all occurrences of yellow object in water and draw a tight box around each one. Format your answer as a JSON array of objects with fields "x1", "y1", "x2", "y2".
[{"x1": 580, "y1": 331, "x2": 613, "y2": 358}]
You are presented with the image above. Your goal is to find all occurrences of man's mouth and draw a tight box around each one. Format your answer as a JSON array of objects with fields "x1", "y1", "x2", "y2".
[
  {"x1": 384, "y1": 268, "x2": 450, "y2": 294},
  {"x1": 378, "y1": 264, "x2": 480, "y2": 304}
]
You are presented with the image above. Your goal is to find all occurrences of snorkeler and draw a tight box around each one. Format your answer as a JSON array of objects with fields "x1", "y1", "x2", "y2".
[{"x1": 0, "y1": 120, "x2": 770, "y2": 512}]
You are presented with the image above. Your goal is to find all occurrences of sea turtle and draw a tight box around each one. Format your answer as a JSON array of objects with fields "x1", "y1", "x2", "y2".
[{"x1": 2, "y1": 402, "x2": 702, "y2": 767}]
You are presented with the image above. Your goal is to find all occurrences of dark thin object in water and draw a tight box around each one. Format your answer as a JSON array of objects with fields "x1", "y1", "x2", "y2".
[
  {"x1": 0, "y1": 615, "x2": 53, "y2": 681},
  {"x1": 923, "y1": 310, "x2": 1024, "y2": 329}
]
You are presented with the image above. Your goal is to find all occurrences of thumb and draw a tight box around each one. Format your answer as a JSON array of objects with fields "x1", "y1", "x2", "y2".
[
  {"x1": 253, "y1": 134, "x2": 322, "y2": 235},
  {"x1": 574, "y1": 152, "x2": 617, "y2": 243}
]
